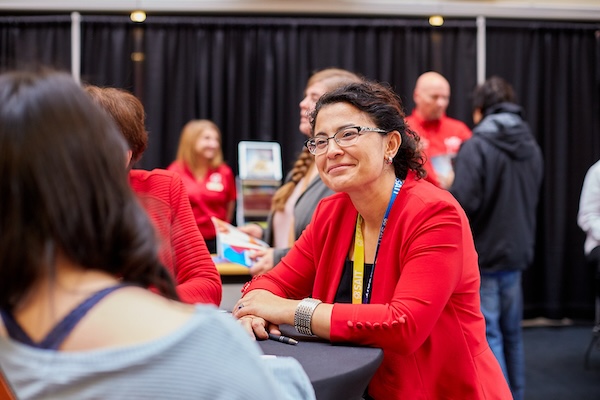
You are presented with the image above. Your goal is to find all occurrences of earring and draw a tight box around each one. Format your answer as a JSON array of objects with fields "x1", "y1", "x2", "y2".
[{"x1": 385, "y1": 156, "x2": 393, "y2": 165}]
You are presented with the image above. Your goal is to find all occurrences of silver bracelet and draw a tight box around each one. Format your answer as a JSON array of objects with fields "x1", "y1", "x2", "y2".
[{"x1": 294, "y1": 298, "x2": 322, "y2": 336}]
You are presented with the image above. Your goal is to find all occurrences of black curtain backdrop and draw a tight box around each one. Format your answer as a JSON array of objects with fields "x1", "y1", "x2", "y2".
[
  {"x1": 0, "y1": 13, "x2": 599, "y2": 320},
  {"x1": 486, "y1": 20, "x2": 600, "y2": 319},
  {"x1": 127, "y1": 15, "x2": 477, "y2": 175},
  {"x1": 80, "y1": 16, "x2": 135, "y2": 90},
  {"x1": 0, "y1": 15, "x2": 71, "y2": 73}
]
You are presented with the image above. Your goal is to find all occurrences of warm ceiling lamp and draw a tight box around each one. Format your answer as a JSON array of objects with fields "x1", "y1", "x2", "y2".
[
  {"x1": 130, "y1": 10, "x2": 147, "y2": 23},
  {"x1": 429, "y1": 15, "x2": 444, "y2": 27}
]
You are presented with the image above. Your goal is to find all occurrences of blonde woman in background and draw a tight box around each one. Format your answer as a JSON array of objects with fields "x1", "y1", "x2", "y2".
[
  {"x1": 168, "y1": 120, "x2": 236, "y2": 254},
  {"x1": 240, "y1": 68, "x2": 362, "y2": 275}
]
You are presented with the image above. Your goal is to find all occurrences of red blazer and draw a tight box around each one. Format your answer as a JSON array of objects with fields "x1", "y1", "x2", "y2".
[
  {"x1": 130, "y1": 169, "x2": 222, "y2": 305},
  {"x1": 245, "y1": 173, "x2": 511, "y2": 399}
]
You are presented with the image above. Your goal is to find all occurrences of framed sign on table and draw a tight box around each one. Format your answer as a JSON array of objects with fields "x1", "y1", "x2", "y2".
[
  {"x1": 238, "y1": 141, "x2": 282, "y2": 181},
  {"x1": 236, "y1": 141, "x2": 282, "y2": 225}
]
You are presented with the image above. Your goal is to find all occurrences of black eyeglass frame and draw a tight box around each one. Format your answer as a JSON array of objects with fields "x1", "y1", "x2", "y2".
[{"x1": 304, "y1": 126, "x2": 388, "y2": 155}]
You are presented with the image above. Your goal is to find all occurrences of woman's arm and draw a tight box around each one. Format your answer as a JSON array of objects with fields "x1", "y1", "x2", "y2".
[
  {"x1": 225, "y1": 165, "x2": 237, "y2": 223},
  {"x1": 169, "y1": 174, "x2": 222, "y2": 305},
  {"x1": 232, "y1": 289, "x2": 334, "y2": 341},
  {"x1": 226, "y1": 200, "x2": 235, "y2": 223},
  {"x1": 233, "y1": 195, "x2": 348, "y2": 340}
]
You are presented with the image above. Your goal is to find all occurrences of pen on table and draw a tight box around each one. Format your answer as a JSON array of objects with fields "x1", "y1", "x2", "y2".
[{"x1": 268, "y1": 333, "x2": 298, "y2": 345}]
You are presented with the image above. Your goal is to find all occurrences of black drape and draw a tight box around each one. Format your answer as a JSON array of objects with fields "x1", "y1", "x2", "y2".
[
  {"x1": 80, "y1": 16, "x2": 135, "y2": 90},
  {"x1": 0, "y1": 15, "x2": 71, "y2": 73},
  {"x1": 486, "y1": 20, "x2": 600, "y2": 319},
  {"x1": 1, "y1": 13, "x2": 599, "y2": 320},
  {"x1": 92, "y1": 15, "x2": 477, "y2": 174}
]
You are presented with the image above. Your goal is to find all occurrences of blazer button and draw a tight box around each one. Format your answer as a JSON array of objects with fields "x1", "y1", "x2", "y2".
[
  {"x1": 382, "y1": 322, "x2": 390, "y2": 329},
  {"x1": 365, "y1": 322, "x2": 373, "y2": 329},
  {"x1": 347, "y1": 321, "x2": 354, "y2": 328},
  {"x1": 373, "y1": 323, "x2": 381, "y2": 329},
  {"x1": 356, "y1": 322, "x2": 364, "y2": 329}
]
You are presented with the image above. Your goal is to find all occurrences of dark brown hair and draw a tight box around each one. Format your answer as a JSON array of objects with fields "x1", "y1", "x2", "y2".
[
  {"x1": 471, "y1": 75, "x2": 516, "y2": 113},
  {"x1": 311, "y1": 80, "x2": 426, "y2": 180},
  {"x1": 0, "y1": 70, "x2": 178, "y2": 311}
]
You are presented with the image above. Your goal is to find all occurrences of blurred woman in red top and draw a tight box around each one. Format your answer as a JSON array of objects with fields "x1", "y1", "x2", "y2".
[
  {"x1": 85, "y1": 86, "x2": 221, "y2": 305},
  {"x1": 168, "y1": 120, "x2": 236, "y2": 254}
]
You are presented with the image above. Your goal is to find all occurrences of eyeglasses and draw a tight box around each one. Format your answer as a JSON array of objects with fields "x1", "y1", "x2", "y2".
[{"x1": 304, "y1": 126, "x2": 388, "y2": 155}]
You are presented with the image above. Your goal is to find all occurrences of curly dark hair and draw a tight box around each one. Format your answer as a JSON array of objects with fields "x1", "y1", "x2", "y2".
[{"x1": 310, "y1": 80, "x2": 426, "y2": 180}]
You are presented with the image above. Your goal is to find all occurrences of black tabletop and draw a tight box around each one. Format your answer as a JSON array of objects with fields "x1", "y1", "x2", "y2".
[{"x1": 258, "y1": 325, "x2": 383, "y2": 400}]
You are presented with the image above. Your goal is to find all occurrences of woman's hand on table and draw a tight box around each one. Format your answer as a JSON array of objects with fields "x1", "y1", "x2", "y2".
[
  {"x1": 232, "y1": 289, "x2": 298, "y2": 338},
  {"x1": 236, "y1": 314, "x2": 272, "y2": 340}
]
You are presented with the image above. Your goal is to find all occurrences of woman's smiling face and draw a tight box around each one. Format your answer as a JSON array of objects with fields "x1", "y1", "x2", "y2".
[
  {"x1": 313, "y1": 102, "x2": 388, "y2": 194},
  {"x1": 194, "y1": 128, "x2": 220, "y2": 161}
]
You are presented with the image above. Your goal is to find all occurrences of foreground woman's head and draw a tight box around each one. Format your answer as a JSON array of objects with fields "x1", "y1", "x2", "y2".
[{"x1": 0, "y1": 70, "x2": 176, "y2": 310}]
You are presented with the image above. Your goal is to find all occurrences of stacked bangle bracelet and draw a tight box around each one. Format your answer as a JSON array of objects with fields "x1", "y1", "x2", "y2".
[{"x1": 294, "y1": 298, "x2": 322, "y2": 336}]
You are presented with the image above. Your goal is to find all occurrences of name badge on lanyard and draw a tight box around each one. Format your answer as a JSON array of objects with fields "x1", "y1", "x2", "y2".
[{"x1": 351, "y1": 178, "x2": 403, "y2": 304}]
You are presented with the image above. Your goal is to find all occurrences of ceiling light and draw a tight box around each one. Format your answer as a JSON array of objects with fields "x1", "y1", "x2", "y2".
[
  {"x1": 130, "y1": 10, "x2": 146, "y2": 23},
  {"x1": 429, "y1": 15, "x2": 444, "y2": 27}
]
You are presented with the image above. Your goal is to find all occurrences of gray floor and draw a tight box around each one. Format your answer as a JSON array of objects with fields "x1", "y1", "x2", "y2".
[{"x1": 523, "y1": 323, "x2": 600, "y2": 400}]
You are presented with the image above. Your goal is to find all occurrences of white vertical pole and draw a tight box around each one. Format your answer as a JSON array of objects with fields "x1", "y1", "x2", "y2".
[
  {"x1": 71, "y1": 11, "x2": 81, "y2": 84},
  {"x1": 476, "y1": 15, "x2": 486, "y2": 84}
]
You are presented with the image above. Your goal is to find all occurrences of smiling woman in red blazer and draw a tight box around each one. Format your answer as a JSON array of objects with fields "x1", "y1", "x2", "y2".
[{"x1": 233, "y1": 81, "x2": 511, "y2": 400}]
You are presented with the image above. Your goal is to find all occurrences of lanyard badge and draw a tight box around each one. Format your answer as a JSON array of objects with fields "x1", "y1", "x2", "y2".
[{"x1": 351, "y1": 178, "x2": 403, "y2": 304}]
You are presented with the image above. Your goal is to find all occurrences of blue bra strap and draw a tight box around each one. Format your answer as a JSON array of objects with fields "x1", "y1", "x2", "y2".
[
  {"x1": 0, "y1": 309, "x2": 36, "y2": 347},
  {"x1": 0, "y1": 284, "x2": 129, "y2": 350}
]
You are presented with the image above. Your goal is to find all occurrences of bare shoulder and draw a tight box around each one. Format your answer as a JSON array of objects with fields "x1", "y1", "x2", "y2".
[{"x1": 62, "y1": 286, "x2": 197, "y2": 351}]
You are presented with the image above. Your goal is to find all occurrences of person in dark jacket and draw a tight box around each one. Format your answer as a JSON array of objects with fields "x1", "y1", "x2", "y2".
[{"x1": 449, "y1": 76, "x2": 543, "y2": 400}]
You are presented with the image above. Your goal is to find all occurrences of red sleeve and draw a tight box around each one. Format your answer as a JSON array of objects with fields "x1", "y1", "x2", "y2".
[
  {"x1": 168, "y1": 173, "x2": 223, "y2": 305},
  {"x1": 241, "y1": 203, "x2": 323, "y2": 300}
]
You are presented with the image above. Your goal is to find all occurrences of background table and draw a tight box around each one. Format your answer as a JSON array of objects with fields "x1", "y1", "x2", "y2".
[
  {"x1": 213, "y1": 257, "x2": 250, "y2": 276},
  {"x1": 259, "y1": 325, "x2": 383, "y2": 400}
]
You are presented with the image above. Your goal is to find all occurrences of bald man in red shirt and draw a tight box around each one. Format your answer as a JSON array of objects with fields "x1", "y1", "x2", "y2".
[{"x1": 406, "y1": 71, "x2": 471, "y2": 189}]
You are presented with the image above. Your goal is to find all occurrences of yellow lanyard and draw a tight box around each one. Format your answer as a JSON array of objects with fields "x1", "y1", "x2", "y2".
[
  {"x1": 350, "y1": 178, "x2": 404, "y2": 304},
  {"x1": 352, "y1": 215, "x2": 365, "y2": 304}
]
